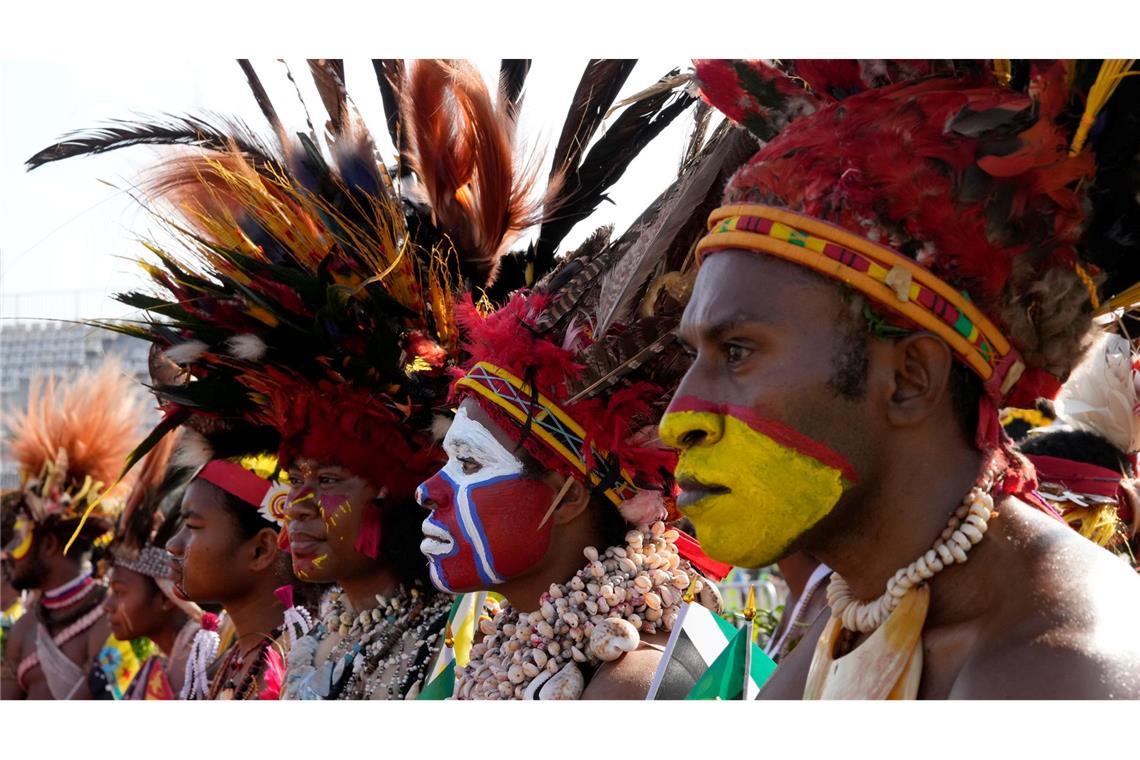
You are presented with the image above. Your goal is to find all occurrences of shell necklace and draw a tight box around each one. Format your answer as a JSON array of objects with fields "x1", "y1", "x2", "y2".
[
  {"x1": 805, "y1": 468, "x2": 998, "y2": 700},
  {"x1": 283, "y1": 585, "x2": 448, "y2": 700},
  {"x1": 457, "y1": 521, "x2": 715, "y2": 700}
]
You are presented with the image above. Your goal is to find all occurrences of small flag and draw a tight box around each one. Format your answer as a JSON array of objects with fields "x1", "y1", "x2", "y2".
[
  {"x1": 685, "y1": 624, "x2": 776, "y2": 700},
  {"x1": 646, "y1": 600, "x2": 737, "y2": 700},
  {"x1": 418, "y1": 591, "x2": 486, "y2": 700}
]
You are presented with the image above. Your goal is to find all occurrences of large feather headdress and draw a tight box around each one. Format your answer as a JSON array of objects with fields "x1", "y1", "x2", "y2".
[
  {"x1": 27, "y1": 59, "x2": 695, "y2": 488},
  {"x1": 4, "y1": 361, "x2": 144, "y2": 532},
  {"x1": 689, "y1": 59, "x2": 1140, "y2": 453}
]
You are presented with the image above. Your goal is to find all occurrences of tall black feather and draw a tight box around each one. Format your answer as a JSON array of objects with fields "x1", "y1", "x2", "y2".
[
  {"x1": 25, "y1": 114, "x2": 282, "y2": 171},
  {"x1": 533, "y1": 70, "x2": 695, "y2": 276},
  {"x1": 372, "y1": 59, "x2": 405, "y2": 154},
  {"x1": 500, "y1": 59, "x2": 532, "y2": 121},
  {"x1": 237, "y1": 59, "x2": 288, "y2": 149}
]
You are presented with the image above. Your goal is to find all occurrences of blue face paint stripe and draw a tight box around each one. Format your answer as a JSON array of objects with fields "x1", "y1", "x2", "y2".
[{"x1": 442, "y1": 470, "x2": 500, "y2": 586}]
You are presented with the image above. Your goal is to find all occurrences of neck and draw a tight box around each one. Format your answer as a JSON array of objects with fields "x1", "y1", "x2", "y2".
[
  {"x1": 338, "y1": 562, "x2": 402, "y2": 612},
  {"x1": 150, "y1": 610, "x2": 191, "y2": 656},
  {"x1": 495, "y1": 526, "x2": 609, "y2": 614},
  {"x1": 777, "y1": 552, "x2": 821, "y2": 599},
  {"x1": 222, "y1": 581, "x2": 285, "y2": 653},
  {"x1": 40, "y1": 561, "x2": 90, "y2": 599},
  {"x1": 813, "y1": 433, "x2": 985, "y2": 602}
]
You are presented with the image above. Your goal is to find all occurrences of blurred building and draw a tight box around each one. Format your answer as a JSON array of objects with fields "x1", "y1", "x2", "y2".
[{"x1": 1, "y1": 320, "x2": 153, "y2": 490}]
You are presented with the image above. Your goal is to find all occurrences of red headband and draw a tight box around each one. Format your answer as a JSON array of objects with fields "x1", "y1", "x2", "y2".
[
  {"x1": 1027, "y1": 454, "x2": 1132, "y2": 525},
  {"x1": 197, "y1": 460, "x2": 275, "y2": 509}
]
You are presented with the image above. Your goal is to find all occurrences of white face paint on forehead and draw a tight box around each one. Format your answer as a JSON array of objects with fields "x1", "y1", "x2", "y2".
[{"x1": 441, "y1": 406, "x2": 524, "y2": 483}]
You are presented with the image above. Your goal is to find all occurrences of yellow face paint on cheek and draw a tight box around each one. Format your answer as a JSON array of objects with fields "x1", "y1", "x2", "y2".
[
  {"x1": 8, "y1": 517, "x2": 34, "y2": 561},
  {"x1": 661, "y1": 401, "x2": 857, "y2": 568}
]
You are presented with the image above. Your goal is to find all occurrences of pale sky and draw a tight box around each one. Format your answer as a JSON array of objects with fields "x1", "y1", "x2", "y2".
[{"x1": 0, "y1": 58, "x2": 702, "y2": 322}]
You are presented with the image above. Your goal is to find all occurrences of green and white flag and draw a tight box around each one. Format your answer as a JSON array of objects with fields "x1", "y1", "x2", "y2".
[
  {"x1": 646, "y1": 600, "x2": 737, "y2": 700},
  {"x1": 685, "y1": 624, "x2": 777, "y2": 700},
  {"x1": 418, "y1": 591, "x2": 486, "y2": 700}
]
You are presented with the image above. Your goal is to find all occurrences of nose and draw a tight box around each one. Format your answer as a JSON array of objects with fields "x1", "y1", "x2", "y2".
[
  {"x1": 165, "y1": 529, "x2": 186, "y2": 557},
  {"x1": 415, "y1": 474, "x2": 447, "y2": 512},
  {"x1": 659, "y1": 403, "x2": 724, "y2": 450},
  {"x1": 285, "y1": 486, "x2": 319, "y2": 521}
]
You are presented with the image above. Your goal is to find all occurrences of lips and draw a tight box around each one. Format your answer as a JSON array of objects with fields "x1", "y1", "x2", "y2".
[
  {"x1": 676, "y1": 476, "x2": 730, "y2": 509},
  {"x1": 288, "y1": 530, "x2": 325, "y2": 557},
  {"x1": 420, "y1": 518, "x2": 454, "y2": 557}
]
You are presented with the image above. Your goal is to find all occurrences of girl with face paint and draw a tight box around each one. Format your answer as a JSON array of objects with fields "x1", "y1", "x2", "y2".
[{"x1": 416, "y1": 127, "x2": 748, "y2": 699}]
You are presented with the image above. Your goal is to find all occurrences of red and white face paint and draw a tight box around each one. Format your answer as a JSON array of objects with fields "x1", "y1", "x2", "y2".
[{"x1": 416, "y1": 406, "x2": 557, "y2": 593}]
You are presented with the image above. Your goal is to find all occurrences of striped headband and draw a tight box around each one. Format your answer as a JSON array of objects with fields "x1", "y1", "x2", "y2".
[
  {"x1": 454, "y1": 362, "x2": 640, "y2": 507},
  {"x1": 696, "y1": 204, "x2": 1025, "y2": 400}
]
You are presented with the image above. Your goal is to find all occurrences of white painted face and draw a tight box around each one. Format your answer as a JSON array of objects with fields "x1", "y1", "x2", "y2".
[{"x1": 416, "y1": 404, "x2": 557, "y2": 593}]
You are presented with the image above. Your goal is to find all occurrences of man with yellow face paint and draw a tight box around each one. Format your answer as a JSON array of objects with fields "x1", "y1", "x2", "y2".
[{"x1": 660, "y1": 59, "x2": 1140, "y2": 699}]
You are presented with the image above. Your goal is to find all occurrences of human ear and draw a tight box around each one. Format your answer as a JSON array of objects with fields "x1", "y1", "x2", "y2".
[
  {"x1": 885, "y1": 333, "x2": 954, "y2": 428},
  {"x1": 543, "y1": 472, "x2": 591, "y2": 526},
  {"x1": 247, "y1": 528, "x2": 280, "y2": 572}
]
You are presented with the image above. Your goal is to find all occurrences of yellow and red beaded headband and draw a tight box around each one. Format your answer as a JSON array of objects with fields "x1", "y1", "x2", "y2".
[
  {"x1": 455, "y1": 362, "x2": 640, "y2": 507},
  {"x1": 696, "y1": 204, "x2": 1025, "y2": 397}
]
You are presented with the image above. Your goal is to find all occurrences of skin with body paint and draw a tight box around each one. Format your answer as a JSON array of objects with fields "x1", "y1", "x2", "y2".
[
  {"x1": 661, "y1": 397, "x2": 857, "y2": 568},
  {"x1": 416, "y1": 403, "x2": 557, "y2": 593},
  {"x1": 1, "y1": 515, "x2": 39, "y2": 589},
  {"x1": 664, "y1": 249, "x2": 1140, "y2": 699},
  {"x1": 284, "y1": 458, "x2": 384, "y2": 585}
]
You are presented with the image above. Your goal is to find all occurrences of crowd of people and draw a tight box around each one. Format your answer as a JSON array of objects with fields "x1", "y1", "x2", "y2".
[{"x1": 2, "y1": 58, "x2": 1139, "y2": 701}]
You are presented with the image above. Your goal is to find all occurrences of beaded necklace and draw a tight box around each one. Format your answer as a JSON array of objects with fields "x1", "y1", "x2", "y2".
[
  {"x1": 457, "y1": 521, "x2": 719, "y2": 700},
  {"x1": 207, "y1": 625, "x2": 285, "y2": 700},
  {"x1": 41, "y1": 571, "x2": 97, "y2": 611},
  {"x1": 282, "y1": 585, "x2": 449, "y2": 700}
]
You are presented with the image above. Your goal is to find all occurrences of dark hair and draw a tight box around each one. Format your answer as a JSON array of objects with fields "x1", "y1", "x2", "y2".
[
  {"x1": 1020, "y1": 429, "x2": 1133, "y2": 476},
  {"x1": 829, "y1": 284, "x2": 981, "y2": 441}
]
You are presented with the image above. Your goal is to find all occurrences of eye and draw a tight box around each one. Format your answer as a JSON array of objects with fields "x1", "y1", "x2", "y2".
[
  {"x1": 287, "y1": 475, "x2": 304, "y2": 486},
  {"x1": 319, "y1": 475, "x2": 342, "y2": 486},
  {"x1": 678, "y1": 338, "x2": 697, "y2": 360},
  {"x1": 459, "y1": 457, "x2": 481, "y2": 475},
  {"x1": 725, "y1": 343, "x2": 752, "y2": 366}
]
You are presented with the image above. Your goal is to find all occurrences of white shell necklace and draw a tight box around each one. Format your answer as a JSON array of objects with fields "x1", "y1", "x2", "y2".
[{"x1": 826, "y1": 472, "x2": 997, "y2": 634}]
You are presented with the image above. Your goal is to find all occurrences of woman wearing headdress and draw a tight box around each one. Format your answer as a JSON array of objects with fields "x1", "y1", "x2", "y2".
[
  {"x1": 28, "y1": 58, "x2": 697, "y2": 698},
  {"x1": 416, "y1": 118, "x2": 753, "y2": 700}
]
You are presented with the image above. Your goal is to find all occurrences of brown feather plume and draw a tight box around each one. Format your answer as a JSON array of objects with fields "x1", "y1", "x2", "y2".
[{"x1": 401, "y1": 59, "x2": 547, "y2": 285}]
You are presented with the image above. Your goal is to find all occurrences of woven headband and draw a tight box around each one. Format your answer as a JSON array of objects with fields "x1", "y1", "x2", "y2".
[
  {"x1": 696, "y1": 205, "x2": 1025, "y2": 400},
  {"x1": 454, "y1": 362, "x2": 639, "y2": 507}
]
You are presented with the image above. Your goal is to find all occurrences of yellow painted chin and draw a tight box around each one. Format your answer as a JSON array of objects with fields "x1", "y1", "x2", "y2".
[{"x1": 672, "y1": 411, "x2": 851, "y2": 569}]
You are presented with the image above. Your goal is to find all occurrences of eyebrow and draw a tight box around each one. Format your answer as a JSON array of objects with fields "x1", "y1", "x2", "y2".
[{"x1": 180, "y1": 509, "x2": 203, "y2": 521}]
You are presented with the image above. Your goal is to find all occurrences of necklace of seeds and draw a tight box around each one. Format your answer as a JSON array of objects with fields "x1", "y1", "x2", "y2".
[
  {"x1": 457, "y1": 521, "x2": 720, "y2": 700},
  {"x1": 209, "y1": 626, "x2": 284, "y2": 700}
]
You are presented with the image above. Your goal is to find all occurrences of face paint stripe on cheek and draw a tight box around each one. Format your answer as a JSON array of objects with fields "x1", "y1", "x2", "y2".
[
  {"x1": 665, "y1": 396, "x2": 858, "y2": 482},
  {"x1": 667, "y1": 406, "x2": 856, "y2": 568},
  {"x1": 452, "y1": 470, "x2": 506, "y2": 586}
]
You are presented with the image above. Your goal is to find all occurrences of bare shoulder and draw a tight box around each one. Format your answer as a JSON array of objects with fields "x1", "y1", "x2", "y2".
[
  {"x1": 581, "y1": 631, "x2": 668, "y2": 700},
  {"x1": 953, "y1": 503, "x2": 1140, "y2": 698}
]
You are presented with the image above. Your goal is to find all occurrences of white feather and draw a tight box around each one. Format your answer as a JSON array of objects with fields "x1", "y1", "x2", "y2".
[
  {"x1": 430, "y1": 414, "x2": 453, "y2": 442},
  {"x1": 172, "y1": 429, "x2": 214, "y2": 469},
  {"x1": 226, "y1": 334, "x2": 268, "y2": 362},
  {"x1": 1053, "y1": 332, "x2": 1140, "y2": 454},
  {"x1": 163, "y1": 340, "x2": 209, "y2": 365}
]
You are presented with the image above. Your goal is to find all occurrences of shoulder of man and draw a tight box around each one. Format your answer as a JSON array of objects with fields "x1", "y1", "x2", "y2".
[{"x1": 952, "y1": 537, "x2": 1140, "y2": 698}]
